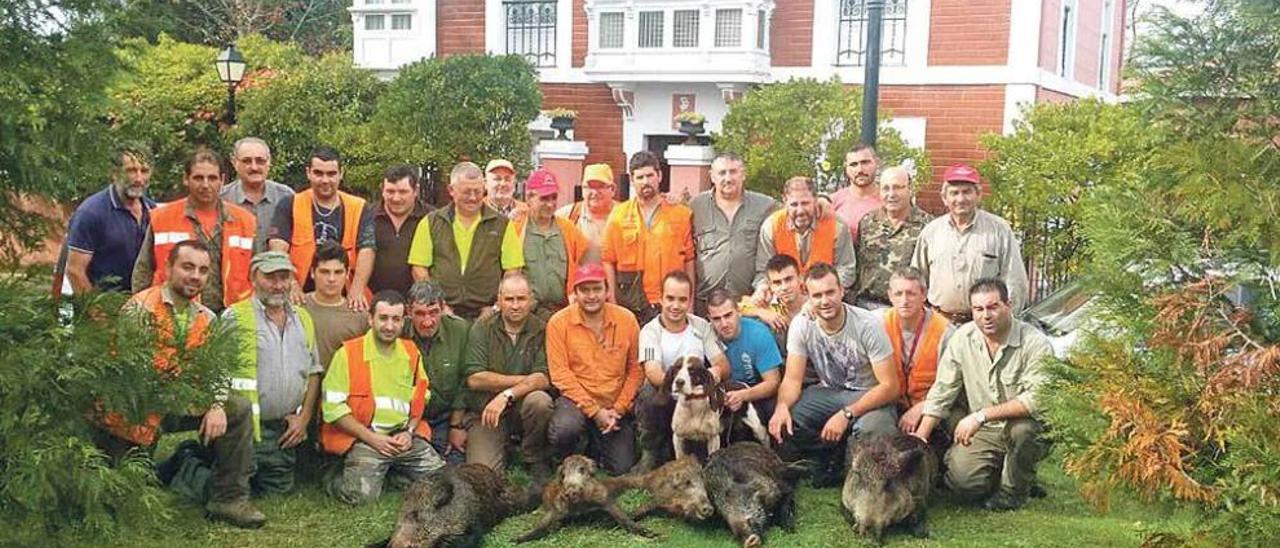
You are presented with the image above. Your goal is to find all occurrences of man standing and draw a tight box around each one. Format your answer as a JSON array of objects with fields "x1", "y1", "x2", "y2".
[
  {"x1": 882, "y1": 267, "x2": 954, "y2": 435},
  {"x1": 98, "y1": 240, "x2": 263, "y2": 528},
  {"x1": 689, "y1": 152, "x2": 779, "y2": 315},
  {"x1": 65, "y1": 145, "x2": 157, "y2": 294},
  {"x1": 303, "y1": 241, "x2": 370, "y2": 371},
  {"x1": 322, "y1": 290, "x2": 445, "y2": 505},
  {"x1": 633, "y1": 271, "x2": 730, "y2": 472},
  {"x1": 133, "y1": 149, "x2": 256, "y2": 313},
  {"x1": 741, "y1": 254, "x2": 808, "y2": 353},
  {"x1": 462, "y1": 272, "x2": 554, "y2": 479},
  {"x1": 267, "y1": 146, "x2": 376, "y2": 310},
  {"x1": 914, "y1": 279, "x2": 1051, "y2": 510},
  {"x1": 546, "y1": 263, "x2": 644, "y2": 475},
  {"x1": 831, "y1": 143, "x2": 883, "y2": 236},
  {"x1": 483, "y1": 159, "x2": 529, "y2": 220},
  {"x1": 853, "y1": 166, "x2": 932, "y2": 309},
  {"x1": 705, "y1": 288, "x2": 782, "y2": 430},
  {"x1": 754, "y1": 177, "x2": 856, "y2": 299},
  {"x1": 221, "y1": 137, "x2": 294, "y2": 252},
  {"x1": 405, "y1": 281, "x2": 471, "y2": 464},
  {"x1": 407, "y1": 162, "x2": 524, "y2": 320},
  {"x1": 221, "y1": 251, "x2": 322, "y2": 495},
  {"x1": 555, "y1": 163, "x2": 618, "y2": 251},
  {"x1": 366, "y1": 165, "x2": 430, "y2": 298},
  {"x1": 602, "y1": 151, "x2": 695, "y2": 326},
  {"x1": 767, "y1": 263, "x2": 900, "y2": 486},
  {"x1": 912, "y1": 164, "x2": 1030, "y2": 323},
  {"x1": 515, "y1": 168, "x2": 590, "y2": 318}
]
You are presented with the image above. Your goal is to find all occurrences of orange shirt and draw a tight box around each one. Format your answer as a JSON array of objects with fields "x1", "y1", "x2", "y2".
[
  {"x1": 600, "y1": 199, "x2": 693, "y2": 303},
  {"x1": 545, "y1": 302, "x2": 643, "y2": 417},
  {"x1": 194, "y1": 207, "x2": 219, "y2": 239}
]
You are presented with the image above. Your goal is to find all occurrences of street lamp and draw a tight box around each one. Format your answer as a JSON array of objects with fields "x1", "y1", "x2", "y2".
[
  {"x1": 860, "y1": 0, "x2": 884, "y2": 146},
  {"x1": 214, "y1": 44, "x2": 247, "y2": 125}
]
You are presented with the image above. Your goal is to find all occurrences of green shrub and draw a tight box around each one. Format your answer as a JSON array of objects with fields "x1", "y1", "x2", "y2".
[
  {"x1": 0, "y1": 281, "x2": 237, "y2": 544},
  {"x1": 714, "y1": 77, "x2": 928, "y2": 196}
]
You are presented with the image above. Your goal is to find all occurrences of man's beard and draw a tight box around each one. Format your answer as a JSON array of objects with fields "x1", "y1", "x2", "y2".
[
  {"x1": 259, "y1": 292, "x2": 288, "y2": 308},
  {"x1": 120, "y1": 185, "x2": 145, "y2": 199}
]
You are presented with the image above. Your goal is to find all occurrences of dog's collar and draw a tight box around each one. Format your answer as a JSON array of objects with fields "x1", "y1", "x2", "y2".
[{"x1": 682, "y1": 393, "x2": 709, "y2": 400}]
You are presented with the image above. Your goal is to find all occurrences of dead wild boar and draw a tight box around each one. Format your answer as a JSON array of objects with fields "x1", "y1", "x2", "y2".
[
  {"x1": 515, "y1": 454, "x2": 657, "y2": 543},
  {"x1": 377, "y1": 464, "x2": 531, "y2": 548},
  {"x1": 703, "y1": 442, "x2": 807, "y2": 547},
  {"x1": 841, "y1": 432, "x2": 939, "y2": 544},
  {"x1": 613, "y1": 455, "x2": 715, "y2": 522}
]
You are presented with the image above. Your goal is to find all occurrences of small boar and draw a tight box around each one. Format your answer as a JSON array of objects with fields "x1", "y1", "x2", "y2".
[
  {"x1": 379, "y1": 464, "x2": 532, "y2": 548},
  {"x1": 614, "y1": 456, "x2": 715, "y2": 522},
  {"x1": 515, "y1": 455, "x2": 657, "y2": 543},
  {"x1": 841, "y1": 432, "x2": 939, "y2": 544},
  {"x1": 703, "y1": 442, "x2": 806, "y2": 547}
]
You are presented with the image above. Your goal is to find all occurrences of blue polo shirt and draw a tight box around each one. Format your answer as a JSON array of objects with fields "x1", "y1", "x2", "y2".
[
  {"x1": 723, "y1": 317, "x2": 783, "y2": 385},
  {"x1": 66, "y1": 185, "x2": 155, "y2": 292}
]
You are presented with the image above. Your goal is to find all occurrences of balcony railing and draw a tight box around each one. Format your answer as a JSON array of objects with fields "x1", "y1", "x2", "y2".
[{"x1": 584, "y1": 0, "x2": 775, "y2": 83}]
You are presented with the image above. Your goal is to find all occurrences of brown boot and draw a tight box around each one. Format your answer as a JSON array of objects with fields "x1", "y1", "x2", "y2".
[{"x1": 206, "y1": 498, "x2": 266, "y2": 529}]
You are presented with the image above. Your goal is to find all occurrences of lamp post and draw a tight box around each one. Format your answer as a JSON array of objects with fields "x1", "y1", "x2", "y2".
[
  {"x1": 214, "y1": 44, "x2": 247, "y2": 125},
  {"x1": 860, "y1": 0, "x2": 884, "y2": 146}
]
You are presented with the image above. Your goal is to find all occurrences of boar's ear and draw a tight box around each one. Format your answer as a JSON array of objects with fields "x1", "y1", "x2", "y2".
[{"x1": 894, "y1": 446, "x2": 926, "y2": 477}]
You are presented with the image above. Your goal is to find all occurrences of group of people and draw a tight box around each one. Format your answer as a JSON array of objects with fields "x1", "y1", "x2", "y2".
[{"x1": 67, "y1": 137, "x2": 1050, "y2": 531}]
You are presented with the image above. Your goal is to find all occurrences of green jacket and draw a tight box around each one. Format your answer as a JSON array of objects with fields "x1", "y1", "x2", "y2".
[
  {"x1": 412, "y1": 314, "x2": 471, "y2": 420},
  {"x1": 461, "y1": 314, "x2": 548, "y2": 412}
]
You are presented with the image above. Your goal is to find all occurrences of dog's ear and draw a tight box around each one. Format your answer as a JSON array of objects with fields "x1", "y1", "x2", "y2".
[
  {"x1": 660, "y1": 363, "x2": 681, "y2": 398},
  {"x1": 709, "y1": 383, "x2": 725, "y2": 412}
]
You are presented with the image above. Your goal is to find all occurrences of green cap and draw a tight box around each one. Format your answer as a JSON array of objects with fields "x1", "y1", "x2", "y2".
[{"x1": 251, "y1": 251, "x2": 295, "y2": 274}]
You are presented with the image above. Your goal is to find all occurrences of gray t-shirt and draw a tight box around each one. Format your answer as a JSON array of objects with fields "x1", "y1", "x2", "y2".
[{"x1": 787, "y1": 304, "x2": 892, "y2": 391}]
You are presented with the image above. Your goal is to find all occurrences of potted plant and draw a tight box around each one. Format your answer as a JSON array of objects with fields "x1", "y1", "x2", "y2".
[
  {"x1": 546, "y1": 108, "x2": 578, "y2": 140},
  {"x1": 675, "y1": 111, "x2": 707, "y2": 143}
]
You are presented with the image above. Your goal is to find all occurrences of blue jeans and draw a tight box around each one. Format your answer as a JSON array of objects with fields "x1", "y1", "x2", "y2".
[
  {"x1": 788, "y1": 385, "x2": 897, "y2": 452},
  {"x1": 427, "y1": 414, "x2": 467, "y2": 465}
]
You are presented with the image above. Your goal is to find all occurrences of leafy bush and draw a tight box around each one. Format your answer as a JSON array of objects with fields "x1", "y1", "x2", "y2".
[
  {"x1": 0, "y1": 281, "x2": 237, "y2": 544},
  {"x1": 714, "y1": 77, "x2": 928, "y2": 195}
]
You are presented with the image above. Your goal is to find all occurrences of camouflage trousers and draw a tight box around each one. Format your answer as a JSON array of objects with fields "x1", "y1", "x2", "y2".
[
  {"x1": 328, "y1": 436, "x2": 445, "y2": 505},
  {"x1": 251, "y1": 420, "x2": 297, "y2": 496},
  {"x1": 943, "y1": 418, "x2": 1047, "y2": 500}
]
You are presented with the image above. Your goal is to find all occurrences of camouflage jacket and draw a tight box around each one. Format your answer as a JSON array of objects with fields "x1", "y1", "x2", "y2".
[{"x1": 853, "y1": 206, "x2": 932, "y2": 303}]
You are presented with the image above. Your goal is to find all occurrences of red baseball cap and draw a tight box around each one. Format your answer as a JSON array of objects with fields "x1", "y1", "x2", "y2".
[
  {"x1": 525, "y1": 168, "x2": 559, "y2": 196},
  {"x1": 573, "y1": 263, "x2": 607, "y2": 287},
  {"x1": 943, "y1": 163, "x2": 981, "y2": 185}
]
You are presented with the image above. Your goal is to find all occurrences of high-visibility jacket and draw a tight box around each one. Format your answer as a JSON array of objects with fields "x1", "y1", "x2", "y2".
[
  {"x1": 150, "y1": 198, "x2": 256, "y2": 307},
  {"x1": 99, "y1": 286, "x2": 213, "y2": 446},
  {"x1": 768, "y1": 209, "x2": 837, "y2": 275},
  {"x1": 288, "y1": 189, "x2": 366, "y2": 287},
  {"x1": 512, "y1": 215, "x2": 590, "y2": 299},
  {"x1": 885, "y1": 308, "x2": 950, "y2": 406},
  {"x1": 227, "y1": 298, "x2": 317, "y2": 441},
  {"x1": 319, "y1": 335, "x2": 430, "y2": 455}
]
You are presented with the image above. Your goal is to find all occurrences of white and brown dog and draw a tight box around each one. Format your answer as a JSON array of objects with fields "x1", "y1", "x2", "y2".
[{"x1": 663, "y1": 356, "x2": 724, "y2": 460}]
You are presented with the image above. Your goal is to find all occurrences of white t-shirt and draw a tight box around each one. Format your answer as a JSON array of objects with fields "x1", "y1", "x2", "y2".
[{"x1": 639, "y1": 314, "x2": 725, "y2": 371}]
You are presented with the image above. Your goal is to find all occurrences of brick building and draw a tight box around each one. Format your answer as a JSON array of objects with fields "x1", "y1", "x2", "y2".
[{"x1": 350, "y1": 0, "x2": 1125, "y2": 208}]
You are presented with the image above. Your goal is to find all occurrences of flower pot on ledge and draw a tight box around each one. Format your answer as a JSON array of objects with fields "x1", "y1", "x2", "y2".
[
  {"x1": 551, "y1": 116, "x2": 575, "y2": 140},
  {"x1": 678, "y1": 120, "x2": 705, "y2": 144}
]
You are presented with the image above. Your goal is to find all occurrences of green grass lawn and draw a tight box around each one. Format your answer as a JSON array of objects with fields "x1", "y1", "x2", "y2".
[{"x1": 101, "y1": 449, "x2": 1197, "y2": 548}]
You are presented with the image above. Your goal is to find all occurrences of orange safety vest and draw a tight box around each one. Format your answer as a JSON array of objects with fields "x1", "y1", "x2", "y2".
[
  {"x1": 319, "y1": 336, "x2": 430, "y2": 456},
  {"x1": 289, "y1": 189, "x2": 366, "y2": 287},
  {"x1": 769, "y1": 209, "x2": 838, "y2": 274},
  {"x1": 150, "y1": 198, "x2": 256, "y2": 307},
  {"x1": 884, "y1": 308, "x2": 950, "y2": 406},
  {"x1": 512, "y1": 215, "x2": 588, "y2": 298},
  {"x1": 98, "y1": 286, "x2": 212, "y2": 446}
]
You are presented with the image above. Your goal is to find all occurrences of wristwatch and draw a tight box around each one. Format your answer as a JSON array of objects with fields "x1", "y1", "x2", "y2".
[
  {"x1": 841, "y1": 408, "x2": 855, "y2": 421},
  {"x1": 502, "y1": 388, "x2": 516, "y2": 406},
  {"x1": 973, "y1": 410, "x2": 988, "y2": 425}
]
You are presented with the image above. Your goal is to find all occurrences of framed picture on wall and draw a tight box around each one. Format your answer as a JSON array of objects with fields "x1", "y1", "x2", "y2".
[{"x1": 672, "y1": 93, "x2": 696, "y2": 130}]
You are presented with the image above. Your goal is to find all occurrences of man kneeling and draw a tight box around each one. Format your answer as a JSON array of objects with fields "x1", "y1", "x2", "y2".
[
  {"x1": 322, "y1": 290, "x2": 445, "y2": 505},
  {"x1": 913, "y1": 278, "x2": 1051, "y2": 511}
]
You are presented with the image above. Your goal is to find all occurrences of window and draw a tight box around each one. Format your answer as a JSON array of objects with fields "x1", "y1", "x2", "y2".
[
  {"x1": 504, "y1": 0, "x2": 557, "y2": 67},
  {"x1": 391, "y1": 14, "x2": 412, "y2": 30},
  {"x1": 1059, "y1": 0, "x2": 1077, "y2": 78},
  {"x1": 638, "y1": 11, "x2": 664, "y2": 48},
  {"x1": 835, "y1": 0, "x2": 908, "y2": 66},
  {"x1": 715, "y1": 9, "x2": 742, "y2": 48},
  {"x1": 599, "y1": 12, "x2": 624, "y2": 48},
  {"x1": 1099, "y1": 0, "x2": 1114, "y2": 90},
  {"x1": 757, "y1": 9, "x2": 767, "y2": 49},
  {"x1": 674, "y1": 10, "x2": 700, "y2": 48},
  {"x1": 365, "y1": 14, "x2": 385, "y2": 30}
]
